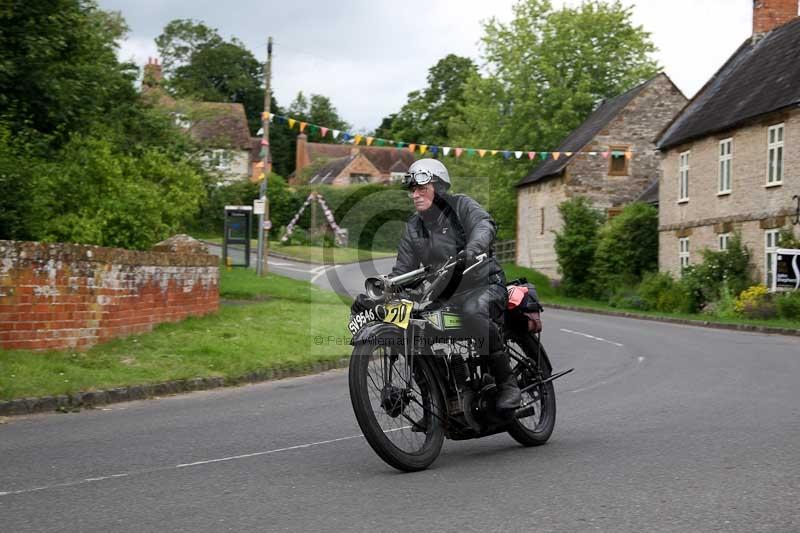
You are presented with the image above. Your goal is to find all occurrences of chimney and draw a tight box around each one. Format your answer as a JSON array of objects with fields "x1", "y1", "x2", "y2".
[
  {"x1": 142, "y1": 57, "x2": 163, "y2": 89},
  {"x1": 295, "y1": 133, "x2": 309, "y2": 177},
  {"x1": 753, "y1": 0, "x2": 799, "y2": 37}
]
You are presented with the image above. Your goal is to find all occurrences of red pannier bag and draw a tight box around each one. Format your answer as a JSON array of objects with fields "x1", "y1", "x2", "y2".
[{"x1": 506, "y1": 281, "x2": 543, "y2": 333}]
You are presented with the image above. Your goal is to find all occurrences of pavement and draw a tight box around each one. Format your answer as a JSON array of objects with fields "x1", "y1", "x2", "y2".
[{"x1": 2, "y1": 245, "x2": 799, "y2": 531}]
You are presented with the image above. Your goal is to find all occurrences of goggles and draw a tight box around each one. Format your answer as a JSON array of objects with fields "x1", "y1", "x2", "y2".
[{"x1": 402, "y1": 169, "x2": 438, "y2": 189}]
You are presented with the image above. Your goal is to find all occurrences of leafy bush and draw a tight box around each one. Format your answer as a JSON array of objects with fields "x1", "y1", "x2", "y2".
[
  {"x1": 776, "y1": 291, "x2": 800, "y2": 320},
  {"x1": 702, "y1": 281, "x2": 738, "y2": 319},
  {"x1": 593, "y1": 202, "x2": 658, "y2": 293},
  {"x1": 680, "y1": 234, "x2": 753, "y2": 311},
  {"x1": 636, "y1": 271, "x2": 693, "y2": 313},
  {"x1": 608, "y1": 286, "x2": 647, "y2": 310},
  {"x1": 553, "y1": 197, "x2": 605, "y2": 297},
  {"x1": 734, "y1": 285, "x2": 776, "y2": 319}
]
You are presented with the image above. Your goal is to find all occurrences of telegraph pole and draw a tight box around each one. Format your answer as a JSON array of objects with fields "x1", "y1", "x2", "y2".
[{"x1": 256, "y1": 37, "x2": 273, "y2": 276}]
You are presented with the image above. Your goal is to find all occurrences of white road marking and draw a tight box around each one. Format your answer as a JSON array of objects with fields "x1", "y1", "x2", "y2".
[
  {"x1": 0, "y1": 427, "x2": 410, "y2": 497},
  {"x1": 311, "y1": 265, "x2": 334, "y2": 283},
  {"x1": 175, "y1": 434, "x2": 362, "y2": 468},
  {"x1": 560, "y1": 328, "x2": 624, "y2": 347},
  {"x1": 310, "y1": 264, "x2": 329, "y2": 273}
]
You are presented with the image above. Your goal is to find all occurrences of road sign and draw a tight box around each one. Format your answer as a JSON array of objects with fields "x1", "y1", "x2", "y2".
[
  {"x1": 774, "y1": 248, "x2": 800, "y2": 291},
  {"x1": 263, "y1": 220, "x2": 272, "y2": 230},
  {"x1": 253, "y1": 199, "x2": 265, "y2": 215}
]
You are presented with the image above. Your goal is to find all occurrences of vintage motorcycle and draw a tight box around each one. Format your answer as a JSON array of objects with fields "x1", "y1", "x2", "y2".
[{"x1": 347, "y1": 253, "x2": 573, "y2": 471}]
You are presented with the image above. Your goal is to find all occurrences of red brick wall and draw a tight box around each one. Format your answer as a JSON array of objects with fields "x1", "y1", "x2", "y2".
[{"x1": 0, "y1": 240, "x2": 219, "y2": 351}]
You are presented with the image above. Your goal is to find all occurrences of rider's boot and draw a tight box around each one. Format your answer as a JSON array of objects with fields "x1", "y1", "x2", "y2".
[{"x1": 490, "y1": 350, "x2": 521, "y2": 411}]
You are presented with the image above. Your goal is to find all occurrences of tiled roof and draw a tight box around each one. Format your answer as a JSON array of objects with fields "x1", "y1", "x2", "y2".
[
  {"x1": 657, "y1": 17, "x2": 800, "y2": 150},
  {"x1": 517, "y1": 75, "x2": 657, "y2": 187},
  {"x1": 305, "y1": 142, "x2": 415, "y2": 174},
  {"x1": 308, "y1": 155, "x2": 356, "y2": 185}
]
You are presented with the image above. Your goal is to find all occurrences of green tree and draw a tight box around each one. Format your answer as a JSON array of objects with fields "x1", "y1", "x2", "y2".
[
  {"x1": 378, "y1": 54, "x2": 477, "y2": 145},
  {"x1": 446, "y1": 0, "x2": 659, "y2": 238},
  {"x1": 157, "y1": 20, "x2": 265, "y2": 133},
  {"x1": 553, "y1": 197, "x2": 605, "y2": 296},
  {"x1": 0, "y1": 2, "x2": 207, "y2": 248},
  {"x1": 593, "y1": 202, "x2": 659, "y2": 293},
  {"x1": 0, "y1": 0, "x2": 139, "y2": 142}
]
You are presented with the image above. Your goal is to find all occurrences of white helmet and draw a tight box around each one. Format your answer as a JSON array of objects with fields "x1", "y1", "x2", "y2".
[{"x1": 403, "y1": 158, "x2": 451, "y2": 191}]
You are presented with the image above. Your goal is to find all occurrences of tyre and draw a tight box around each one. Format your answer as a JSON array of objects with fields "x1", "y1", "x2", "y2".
[
  {"x1": 348, "y1": 338, "x2": 445, "y2": 471},
  {"x1": 505, "y1": 334, "x2": 557, "y2": 446}
]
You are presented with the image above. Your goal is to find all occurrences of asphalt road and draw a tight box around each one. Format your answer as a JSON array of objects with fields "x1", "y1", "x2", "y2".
[{"x1": 2, "y1": 252, "x2": 799, "y2": 531}]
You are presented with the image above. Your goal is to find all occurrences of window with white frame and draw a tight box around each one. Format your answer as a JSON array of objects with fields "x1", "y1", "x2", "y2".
[
  {"x1": 209, "y1": 149, "x2": 232, "y2": 171},
  {"x1": 718, "y1": 138, "x2": 732, "y2": 194},
  {"x1": 765, "y1": 229, "x2": 780, "y2": 287},
  {"x1": 718, "y1": 233, "x2": 731, "y2": 251},
  {"x1": 679, "y1": 237, "x2": 690, "y2": 269},
  {"x1": 678, "y1": 151, "x2": 690, "y2": 202},
  {"x1": 390, "y1": 172, "x2": 405, "y2": 183},
  {"x1": 767, "y1": 124, "x2": 784, "y2": 185},
  {"x1": 172, "y1": 112, "x2": 192, "y2": 129}
]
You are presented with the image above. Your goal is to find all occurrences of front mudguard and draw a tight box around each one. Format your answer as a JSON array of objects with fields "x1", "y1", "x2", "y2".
[{"x1": 351, "y1": 321, "x2": 407, "y2": 347}]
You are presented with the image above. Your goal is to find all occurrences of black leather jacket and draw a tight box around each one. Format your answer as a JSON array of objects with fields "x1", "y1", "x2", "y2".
[{"x1": 391, "y1": 193, "x2": 504, "y2": 293}]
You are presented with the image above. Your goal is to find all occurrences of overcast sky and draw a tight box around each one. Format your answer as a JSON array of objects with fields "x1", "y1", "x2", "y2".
[{"x1": 99, "y1": 0, "x2": 756, "y2": 132}]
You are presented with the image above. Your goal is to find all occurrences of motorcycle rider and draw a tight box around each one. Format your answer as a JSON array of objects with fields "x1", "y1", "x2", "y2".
[{"x1": 352, "y1": 158, "x2": 521, "y2": 410}]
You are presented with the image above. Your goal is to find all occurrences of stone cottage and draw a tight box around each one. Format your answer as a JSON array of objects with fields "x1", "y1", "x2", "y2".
[
  {"x1": 655, "y1": 0, "x2": 800, "y2": 286},
  {"x1": 516, "y1": 73, "x2": 687, "y2": 278},
  {"x1": 142, "y1": 58, "x2": 256, "y2": 185}
]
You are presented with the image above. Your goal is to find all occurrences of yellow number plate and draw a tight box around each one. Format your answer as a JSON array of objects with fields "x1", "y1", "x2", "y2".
[{"x1": 383, "y1": 300, "x2": 413, "y2": 329}]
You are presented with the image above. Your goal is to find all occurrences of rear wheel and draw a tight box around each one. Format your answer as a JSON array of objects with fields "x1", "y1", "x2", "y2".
[
  {"x1": 348, "y1": 338, "x2": 445, "y2": 471},
  {"x1": 506, "y1": 334, "x2": 557, "y2": 446}
]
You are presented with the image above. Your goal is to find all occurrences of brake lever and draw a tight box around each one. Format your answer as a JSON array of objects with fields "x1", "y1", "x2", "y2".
[{"x1": 463, "y1": 253, "x2": 488, "y2": 275}]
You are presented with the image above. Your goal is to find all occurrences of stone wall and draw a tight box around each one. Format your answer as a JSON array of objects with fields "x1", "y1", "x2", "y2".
[
  {"x1": 516, "y1": 176, "x2": 569, "y2": 278},
  {"x1": 0, "y1": 238, "x2": 219, "y2": 351},
  {"x1": 659, "y1": 108, "x2": 800, "y2": 280}
]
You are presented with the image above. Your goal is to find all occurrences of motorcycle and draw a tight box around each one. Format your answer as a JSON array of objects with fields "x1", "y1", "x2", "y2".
[{"x1": 347, "y1": 253, "x2": 573, "y2": 471}]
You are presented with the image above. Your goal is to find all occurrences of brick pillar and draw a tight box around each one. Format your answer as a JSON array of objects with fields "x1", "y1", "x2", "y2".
[
  {"x1": 753, "y1": 0, "x2": 798, "y2": 36},
  {"x1": 295, "y1": 133, "x2": 309, "y2": 178}
]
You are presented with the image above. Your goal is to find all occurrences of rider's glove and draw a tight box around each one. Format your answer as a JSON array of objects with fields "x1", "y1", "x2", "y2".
[
  {"x1": 464, "y1": 245, "x2": 481, "y2": 267},
  {"x1": 350, "y1": 293, "x2": 374, "y2": 315}
]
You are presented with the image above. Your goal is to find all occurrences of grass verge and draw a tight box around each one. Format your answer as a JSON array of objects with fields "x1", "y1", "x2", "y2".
[
  {"x1": 202, "y1": 237, "x2": 395, "y2": 264},
  {"x1": 0, "y1": 269, "x2": 352, "y2": 401},
  {"x1": 503, "y1": 264, "x2": 800, "y2": 331}
]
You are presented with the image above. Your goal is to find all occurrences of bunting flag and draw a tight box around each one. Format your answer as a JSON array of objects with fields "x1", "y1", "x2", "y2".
[
  {"x1": 257, "y1": 127, "x2": 264, "y2": 136},
  {"x1": 254, "y1": 161, "x2": 265, "y2": 169},
  {"x1": 263, "y1": 111, "x2": 640, "y2": 163},
  {"x1": 261, "y1": 138, "x2": 269, "y2": 146}
]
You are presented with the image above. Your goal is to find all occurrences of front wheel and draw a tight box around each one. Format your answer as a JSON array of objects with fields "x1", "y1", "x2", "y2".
[
  {"x1": 506, "y1": 334, "x2": 557, "y2": 446},
  {"x1": 348, "y1": 338, "x2": 445, "y2": 471}
]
